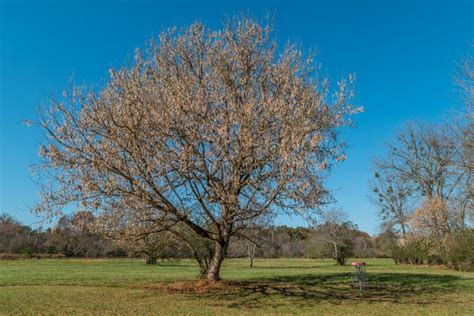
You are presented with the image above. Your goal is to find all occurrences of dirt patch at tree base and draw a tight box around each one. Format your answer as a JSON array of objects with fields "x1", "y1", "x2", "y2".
[{"x1": 147, "y1": 280, "x2": 236, "y2": 294}]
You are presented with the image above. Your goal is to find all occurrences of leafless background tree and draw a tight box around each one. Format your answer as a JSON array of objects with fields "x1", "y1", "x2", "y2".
[
  {"x1": 370, "y1": 54, "x2": 473, "y2": 269},
  {"x1": 310, "y1": 209, "x2": 356, "y2": 265}
]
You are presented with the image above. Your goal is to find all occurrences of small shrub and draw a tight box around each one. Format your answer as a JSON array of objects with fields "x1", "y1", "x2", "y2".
[
  {"x1": 448, "y1": 229, "x2": 474, "y2": 271},
  {"x1": 391, "y1": 239, "x2": 430, "y2": 265}
]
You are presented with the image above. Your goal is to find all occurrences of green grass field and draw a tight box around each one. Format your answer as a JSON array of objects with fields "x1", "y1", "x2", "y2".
[{"x1": 1, "y1": 258, "x2": 473, "y2": 315}]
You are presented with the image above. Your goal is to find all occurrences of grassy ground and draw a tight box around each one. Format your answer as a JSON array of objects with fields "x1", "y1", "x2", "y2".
[{"x1": 1, "y1": 258, "x2": 473, "y2": 315}]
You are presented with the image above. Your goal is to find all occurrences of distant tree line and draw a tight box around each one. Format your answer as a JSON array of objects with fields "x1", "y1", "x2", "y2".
[
  {"x1": 0, "y1": 212, "x2": 390, "y2": 264},
  {"x1": 227, "y1": 213, "x2": 391, "y2": 265},
  {"x1": 0, "y1": 213, "x2": 124, "y2": 259}
]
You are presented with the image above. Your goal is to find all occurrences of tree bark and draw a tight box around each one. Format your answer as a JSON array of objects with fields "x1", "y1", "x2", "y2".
[
  {"x1": 400, "y1": 224, "x2": 407, "y2": 246},
  {"x1": 248, "y1": 242, "x2": 256, "y2": 268},
  {"x1": 145, "y1": 254, "x2": 157, "y2": 265},
  {"x1": 203, "y1": 240, "x2": 227, "y2": 280},
  {"x1": 333, "y1": 243, "x2": 338, "y2": 262}
]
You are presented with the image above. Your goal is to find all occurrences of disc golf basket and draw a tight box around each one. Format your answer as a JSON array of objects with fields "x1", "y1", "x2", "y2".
[{"x1": 351, "y1": 262, "x2": 367, "y2": 295}]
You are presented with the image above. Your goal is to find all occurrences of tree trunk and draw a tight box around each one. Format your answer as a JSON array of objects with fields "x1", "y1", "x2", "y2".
[
  {"x1": 247, "y1": 241, "x2": 256, "y2": 268},
  {"x1": 336, "y1": 255, "x2": 345, "y2": 266},
  {"x1": 145, "y1": 254, "x2": 157, "y2": 265},
  {"x1": 333, "y1": 243, "x2": 338, "y2": 263},
  {"x1": 400, "y1": 224, "x2": 407, "y2": 246},
  {"x1": 333, "y1": 243, "x2": 345, "y2": 266},
  {"x1": 203, "y1": 241, "x2": 227, "y2": 280}
]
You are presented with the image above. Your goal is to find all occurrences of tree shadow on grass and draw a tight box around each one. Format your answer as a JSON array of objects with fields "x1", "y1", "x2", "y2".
[
  {"x1": 192, "y1": 273, "x2": 463, "y2": 309},
  {"x1": 245, "y1": 265, "x2": 327, "y2": 270}
]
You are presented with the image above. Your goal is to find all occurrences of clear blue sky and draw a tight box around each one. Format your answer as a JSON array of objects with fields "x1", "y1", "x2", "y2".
[{"x1": 0, "y1": 0, "x2": 472, "y2": 234}]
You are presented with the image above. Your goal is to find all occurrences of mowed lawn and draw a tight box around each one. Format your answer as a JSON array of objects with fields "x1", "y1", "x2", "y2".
[{"x1": 1, "y1": 258, "x2": 473, "y2": 315}]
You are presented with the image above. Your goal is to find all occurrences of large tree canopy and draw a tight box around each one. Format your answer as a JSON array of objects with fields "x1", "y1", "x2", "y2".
[{"x1": 36, "y1": 17, "x2": 360, "y2": 279}]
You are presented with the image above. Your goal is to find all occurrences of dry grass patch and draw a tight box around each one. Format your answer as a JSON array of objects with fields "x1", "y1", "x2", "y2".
[{"x1": 147, "y1": 279, "x2": 235, "y2": 294}]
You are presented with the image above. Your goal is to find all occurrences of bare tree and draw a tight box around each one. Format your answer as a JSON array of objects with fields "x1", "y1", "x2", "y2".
[
  {"x1": 376, "y1": 124, "x2": 462, "y2": 202},
  {"x1": 455, "y1": 49, "x2": 473, "y2": 113},
  {"x1": 353, "y1": 234, "x2": 375, "y2": 258},
  {"x1": 374, "y1": 123, "x2": 472, "y2": 252},
  {"x1": 51, "y1": 212, "x2": 107, "y2": 257},
  {"x1": 371, "y1": 169, "x2": 415, "y2": 243},
  {"x1": 374, "y1": 124, "x2": 470, "y2": 237},
  {"x1": 35, "y1": 17, "x2": 359, "y2": 280},
  {"x1": 311, "y1": 209, "x2": 355, "y2": 265},
  {"x1": 451, "y1": 53, "x2": 474, "y2": 228},
  {"x1": 123, "y1": 231, "x2": 181, "y2": 265},
  {"x1": 243, "y1": 217, "x2": 270, "y2": 268}
]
